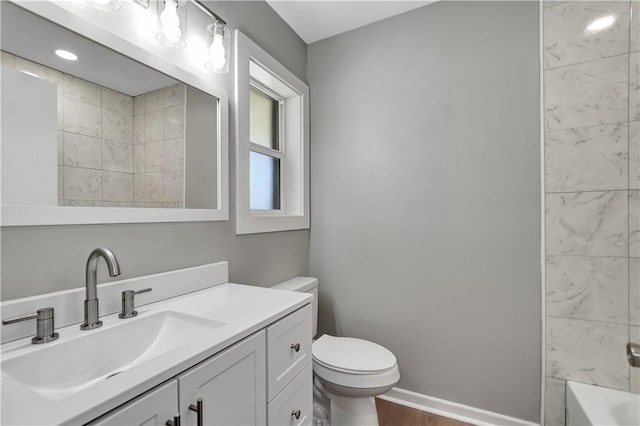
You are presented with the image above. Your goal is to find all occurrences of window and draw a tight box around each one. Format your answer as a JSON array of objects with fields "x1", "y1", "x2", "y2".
[
  {"x1": 235, "y1": 31, "x2": 309, "y2": 234},
  {"x1": 249, "y1": 86, "x2": 281, "y2": 210}
]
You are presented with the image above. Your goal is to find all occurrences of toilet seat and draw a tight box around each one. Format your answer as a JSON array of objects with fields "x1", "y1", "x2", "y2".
[
  {"x1": 312, "y1": 335, "x2": 400, "y2": 390},
  {"x1": 313, "y1": 335, "x2": 396, "y2": 373}
]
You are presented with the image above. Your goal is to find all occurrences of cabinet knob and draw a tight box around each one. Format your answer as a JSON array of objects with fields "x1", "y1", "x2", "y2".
[
  {"x1": 165, "y1": 413, "x2": 180, "y2": 426},
  {"x1": 291, "y1": 409, "x2": 301, "y2": 420},
  {"x1": 290, "y1": 343, "x2": 301, "y2": 352},
  {"x1": 189, "y1": 398, "x2": 203, "y2": 426}
]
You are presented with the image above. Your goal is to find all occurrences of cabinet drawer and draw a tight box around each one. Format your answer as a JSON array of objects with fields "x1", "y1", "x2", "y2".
[
  {"x1": 266, "y1": 304, "x2": 312, "y2": 401},
  {"x1": 267, "y1": 364, "x2": 313, "y2": 426},
  {"x1": 87, "y1": 380, "x2": 178, "y2": 426}
]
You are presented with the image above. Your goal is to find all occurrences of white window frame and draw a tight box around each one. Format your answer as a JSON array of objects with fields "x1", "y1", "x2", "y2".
[{"x1": 235, "y1": 30, "x2": 309, "y2": 234}]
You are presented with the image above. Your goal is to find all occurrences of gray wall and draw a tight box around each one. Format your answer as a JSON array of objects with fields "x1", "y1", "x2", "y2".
[
  {"x1": 308, "y1": 1, "x2": 541, "y2": 421},
  {"x1": 1, "y1": 1, "x2": 309, "y2": 301}
]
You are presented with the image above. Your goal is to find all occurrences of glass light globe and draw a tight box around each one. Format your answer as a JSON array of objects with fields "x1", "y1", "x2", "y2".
[
  {"x1": 209, "y1": 34, "x2": 226, "y2": 69},
  {"x1": 160, "y1": 0, "x2": 181, "y2": 44}
]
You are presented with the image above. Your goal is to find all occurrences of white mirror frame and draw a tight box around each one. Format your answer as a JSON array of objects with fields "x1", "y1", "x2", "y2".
[{"x1": 1, "y1": 0, "x2": 229, "y2": 226}]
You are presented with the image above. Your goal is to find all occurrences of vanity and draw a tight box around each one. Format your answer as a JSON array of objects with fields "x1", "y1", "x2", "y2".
[{"x1": 1, "y1": 262, "x2": 314, "y2": 425}]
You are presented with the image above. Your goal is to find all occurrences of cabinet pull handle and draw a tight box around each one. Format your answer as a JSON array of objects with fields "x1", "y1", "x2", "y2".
[
  {"x1": 291, "y1": 409, "x2": 301, "y2": 420},
  {"x1": 189, "y1": 398, "x2": 203, "y2": 426},
  {"x1": 290, "y1": 343, "x2": 301, "y2": 352},
  {"x1": 166, "y1": 413, "x2": 181, "y2": 426}
]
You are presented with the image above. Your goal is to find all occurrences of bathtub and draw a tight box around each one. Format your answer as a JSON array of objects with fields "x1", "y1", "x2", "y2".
[{"x1": 566, "y1": 381, "x2": 639, "y2": 426}]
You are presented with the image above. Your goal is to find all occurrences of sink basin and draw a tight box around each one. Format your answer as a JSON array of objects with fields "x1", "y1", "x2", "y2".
[{"x1": 1, "y1": 311, "x2": 226, "y2": 401}]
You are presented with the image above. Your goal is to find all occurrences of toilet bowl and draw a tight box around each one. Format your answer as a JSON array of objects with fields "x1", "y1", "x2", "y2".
[
  {"x1": 271, "y1": 277, "x2": 400, "y2": 426},
  {"x1": 312, "y1": 334, "x2": 400, "y2": 425}
]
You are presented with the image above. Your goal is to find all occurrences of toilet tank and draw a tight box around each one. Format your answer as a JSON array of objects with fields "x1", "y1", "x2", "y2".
[{"x1": 271, "y1": 276, "x2": 318, "y2": 337}]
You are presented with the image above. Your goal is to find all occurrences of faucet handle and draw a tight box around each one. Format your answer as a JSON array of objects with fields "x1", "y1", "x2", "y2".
[
  {"x1": 2, "y1": 307, "x2": 59, "y2": 344},
  {"x1": 119, "y1": 288, "x2": 152, "y2": 319}
]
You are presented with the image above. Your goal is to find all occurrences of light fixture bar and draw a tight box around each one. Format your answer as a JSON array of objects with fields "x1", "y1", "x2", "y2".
[
  {"x1": 132, "y1": 0, "x2": 150, "y2": 8},
  {"x1": 190, "y1": 0, "x2": 226, "y2": 26}
]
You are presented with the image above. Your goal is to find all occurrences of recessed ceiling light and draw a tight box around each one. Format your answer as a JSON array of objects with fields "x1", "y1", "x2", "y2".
[
  {"x1": 55, "y1": 49, "x2": 78, "y2": 61},
  {"x1": 586, "y1": 15, "x2": 616, "y2": 33}
]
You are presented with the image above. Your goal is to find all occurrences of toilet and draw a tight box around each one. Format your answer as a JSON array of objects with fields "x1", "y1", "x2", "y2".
[{"x1": 272, "y1": 277, "x2": 400, "y2": 426}]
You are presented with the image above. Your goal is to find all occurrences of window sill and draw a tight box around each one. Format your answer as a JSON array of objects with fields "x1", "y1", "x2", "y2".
[{"x1": 236, "y1": 213, "x2": 309, "y2": 235}]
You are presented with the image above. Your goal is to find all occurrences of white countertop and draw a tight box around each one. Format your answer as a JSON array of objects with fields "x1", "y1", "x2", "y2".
[{"x1": 1, "y1": 283, "x2": 312, "y2": 425}]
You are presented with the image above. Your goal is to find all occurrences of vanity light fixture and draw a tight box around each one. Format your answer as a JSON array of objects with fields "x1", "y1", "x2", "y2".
[
  {"x1": 152, "y1": 0, "x2": 230, "y2": 72},
  {"x1": 189, "y1": 0, "x2": 229, "y2": 74},
  {"x1": 55, "y1": 49, "x2": 78, "y2": 61},
  {"x1": 85, "y1": 0, "x2": 121, "y2": 12},
  {"x1": 156, "y1": 0, "x2": 186, "y2": 48},
  {"x1": 205, "y1": 19, "x2": 230, "y2": 74}
]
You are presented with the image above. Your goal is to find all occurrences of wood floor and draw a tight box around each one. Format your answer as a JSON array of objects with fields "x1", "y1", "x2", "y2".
[{"x1": 375, "y1": 398, "x2": 475, "y2": 426}]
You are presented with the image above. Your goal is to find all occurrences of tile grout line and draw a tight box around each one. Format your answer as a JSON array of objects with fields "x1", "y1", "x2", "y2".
[
  {"x1": 545, "y1": 188, "x2": 630, "y2": 195},
  {"x1": 546, "y1": 314, "x2": 631, "y2": 327},
  {"x1": 545, "y1": 119, "x2": 630, "y2": 135},
  {"x1": 543, "y1": 51, "x2": 631, "y2": 72},
  {"x1": 546, "y1": 253, "x2": 638, "y2": 259}
]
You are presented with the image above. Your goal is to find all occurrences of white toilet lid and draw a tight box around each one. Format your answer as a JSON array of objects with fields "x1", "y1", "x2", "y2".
[{"x1": 312, "y1": 335, "x2": 397, "y2": 374}]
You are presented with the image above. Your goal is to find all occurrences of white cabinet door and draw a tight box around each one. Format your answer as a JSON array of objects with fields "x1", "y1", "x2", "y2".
[
  {"x1": 88, "y1": 380, "x2": 178, "y2": 426},
  {"x1": 178, "y1": 331, "x2": 267, "y2": 426}
]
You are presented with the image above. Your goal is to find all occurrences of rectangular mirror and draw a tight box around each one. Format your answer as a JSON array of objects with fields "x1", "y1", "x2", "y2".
[{"x1": 1, "y1": 0, "x2": 229, "y2": 225}]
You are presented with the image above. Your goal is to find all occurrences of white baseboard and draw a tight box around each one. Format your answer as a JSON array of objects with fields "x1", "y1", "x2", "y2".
[{"x1": 378, "y1": 387, "x2": 540, "y2": 426}]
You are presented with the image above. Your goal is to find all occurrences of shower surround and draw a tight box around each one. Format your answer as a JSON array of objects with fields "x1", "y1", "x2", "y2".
[{"x1": 543, "y1": 1, "x2": 640, "y2": 425}]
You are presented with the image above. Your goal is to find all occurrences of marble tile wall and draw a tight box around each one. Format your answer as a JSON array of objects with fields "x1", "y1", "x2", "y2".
[
  {"x1": 1, "y1": 51, "x2": 134, "y2": 206},
  {"x1": 132, "y1": 84, "x2": 185, "y2": 208},
  {"x1": 543, "y1": 2, "x2": 640, "y2": 425}
]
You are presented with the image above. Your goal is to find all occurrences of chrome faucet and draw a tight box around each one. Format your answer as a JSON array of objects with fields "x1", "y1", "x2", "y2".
[
  {"x1": 81, "y1": 248, "x2": 121, "y2": 330},
  {"x1": 628, "y1": 342, "x2": 640, "y2": 367}
]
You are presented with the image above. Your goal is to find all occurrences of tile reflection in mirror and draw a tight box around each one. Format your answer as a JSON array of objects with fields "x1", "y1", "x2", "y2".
[{"x1": 0, "y1": 1, "x2": 220, "y2": 210}]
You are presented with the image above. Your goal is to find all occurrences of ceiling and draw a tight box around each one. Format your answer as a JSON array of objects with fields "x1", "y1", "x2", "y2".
[{"x1": 266, "y1": 1, "x2": 435, "y2": 44}]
